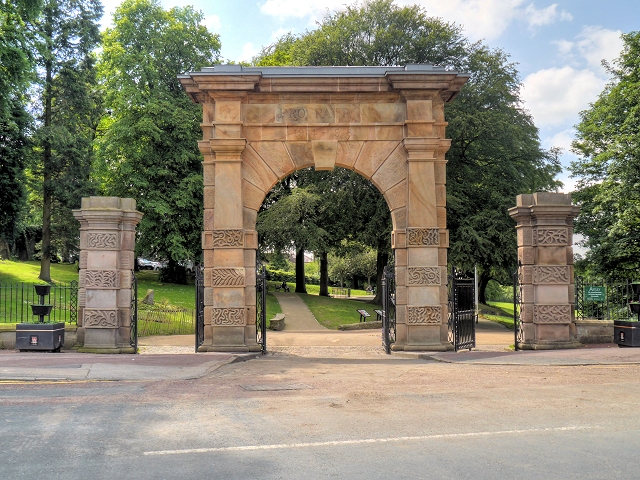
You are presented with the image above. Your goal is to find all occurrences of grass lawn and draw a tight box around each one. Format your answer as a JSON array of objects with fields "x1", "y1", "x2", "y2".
[
  {"x1": 298, "y1": 293, "x2": 378, "y2": 330},
  {"x1": 266, "y1": 280, "x2": 369, "y2": 297},
  {"x1": 483, "y1": 302, "x2": 515, "y2": 329},
  {"x1": 266, "y1": 292, "x2": 281, "y2": 320},
  {"x1": 0, "y1": 260, "x2": 79, "y2": 284}
]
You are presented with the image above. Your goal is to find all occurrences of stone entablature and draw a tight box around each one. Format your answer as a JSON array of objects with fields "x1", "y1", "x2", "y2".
[
  {"x1": 180, "y1": 65, "x2": 469, "y2": 352},
  {"x1": 73, "y1": 197, "x2": 143, "y2": 353},
  {"x1": 509, "y1": 193, "x2": 581, "y2": 349}
]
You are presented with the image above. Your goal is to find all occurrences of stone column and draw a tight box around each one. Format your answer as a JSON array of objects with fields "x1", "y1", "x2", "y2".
[
  {"x1": 73, "y1": 197, "x2": 143, "y2": 353},
  {"x1": 509, "y1": 193, "x2": 581, "y2": 349},
  {"x1": 397, "y1": 91, "x2": 451, "y2": 351}
]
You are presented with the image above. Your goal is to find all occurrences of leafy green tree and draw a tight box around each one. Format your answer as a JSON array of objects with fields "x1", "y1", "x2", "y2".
[
  {"x1": 30, "y1": 0, "x2": 102, "y2": 280},
  {"x1": 96, "y1": 0, "x2": 220, "y2": 281},
  {"x1": 255, "y1": 0, "x2": 560, "y2": 303},
  {"x1": 570, "y1": 32, "x2": 640, "y2": 278},
  {"x1": 0, "y1": 0, "x2": 41, "y2": 258}
]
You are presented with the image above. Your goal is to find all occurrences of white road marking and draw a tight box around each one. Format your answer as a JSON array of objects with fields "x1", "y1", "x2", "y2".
[{"x1": 143, "y1": 425, "x2": 594, "y2": 456}]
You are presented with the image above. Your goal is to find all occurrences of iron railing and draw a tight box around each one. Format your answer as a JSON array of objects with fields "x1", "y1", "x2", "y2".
[
  {"x1": 195, "y1": 266, "x2": 204, "y2": 352},
  {"x1": 382, "y1": 265, "x2": 396, "y2": 354},
  {"x1": 513, "y1": 261, "x2": 523, "y2": 351},
  {"x1": 575, "y1": 276, "x2": 634, "y2": 321},
  {"x1": 448, "y1": 267, "x2": 476, "y2": 351},
  {"x1": 256, "y1": 255, "x2": 267, "y2": 354},
  {"x1": 0, "y1": 281, "x2": 78, "y2": 324},
  {"x1": 138, "y1": 305, "x2": 195, "y2": 337},
  {"x1": 130, "y1": 270, "x2": 138, "y2": 350}
]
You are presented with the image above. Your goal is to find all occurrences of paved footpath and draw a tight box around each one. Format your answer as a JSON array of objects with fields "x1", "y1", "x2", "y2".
[{"x1": 273, "y1": 292, "x2": 327, "y2": 331}]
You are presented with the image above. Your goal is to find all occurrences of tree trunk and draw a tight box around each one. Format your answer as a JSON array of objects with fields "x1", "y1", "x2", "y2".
[
  {"x1": 295, "y1": 246, "x2": 307, "y2": 293},
  {"x1": 478, "y1": 271, "x2": 491, "y2": 305},
  {"x1": 39, "y1": 53, "x2": 53, "y2": 283},
  {"x1": 370, "y1": 242, "x2": 389, "y2": 305},
  {"x1": 319, "y1": 251, "x2": 329, "y2": 296}
]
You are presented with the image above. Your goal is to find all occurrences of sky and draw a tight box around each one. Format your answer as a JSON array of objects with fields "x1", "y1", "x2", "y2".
[{"x1": 98, "y1": 0, "x2": 638, "y2": 193}]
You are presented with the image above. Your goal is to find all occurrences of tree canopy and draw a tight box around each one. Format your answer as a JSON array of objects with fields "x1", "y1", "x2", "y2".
[
  {"x1": 95, "y1": 0, "x2": 221, "y2": 278},
  {"x1": 570, "y1": 31, "x2": 640, "y2": 278}
]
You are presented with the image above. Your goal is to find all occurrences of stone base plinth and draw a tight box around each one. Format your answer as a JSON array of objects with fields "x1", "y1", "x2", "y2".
[
  {"x1": 517, "y1": 340, "x2": 581, "y2": 350},
  {"x1": 575, "y1": 319, "x2": 614, "y2": 344}
]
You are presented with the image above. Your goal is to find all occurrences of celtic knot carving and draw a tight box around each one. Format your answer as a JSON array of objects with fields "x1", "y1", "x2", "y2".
[
  {"x1": 534, "y1": 266, "x2": 570, "y2": 284},
  {"x1": 83, "y1": 270, "x2": 120, "y2": 288},
  {"x1": 211, "y1": 230, "x2": 244, "y2": 248},
  {"x1": 535, "y1": 228, "x2": 568, "y2": 245},
  {"x1": 212, "y1": 308, "x2": 245, "y2": 325},
  {"x1": 407, "y1": 228, "x2": 439, "y2": 246},
  {"x1": 211, "y1": 268, "x2": 245, "y2": 286},
  {"x1": 407, "y1": 267, "x2": 441, "y2": 285},
  {"x1": 87, "y1": 233, "x2": 118, "y2": 249},
  {"x1": 407, "y1": 306, "x2": 442, "y2": 324},
  {"x1": 84, "y1": 309, "x2": 118, "y2": 328},
  {"x1": 533, "y1": 305, "x2": 571, "y2": 324}
]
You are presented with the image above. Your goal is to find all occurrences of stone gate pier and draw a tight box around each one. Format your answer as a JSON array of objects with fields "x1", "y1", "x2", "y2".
[
  {"x1": 73, "y1": 197, "x2": 143, "y2": 353},
  {"x1": 509, "y1": 192, "x2": 581, "y2": 349}
]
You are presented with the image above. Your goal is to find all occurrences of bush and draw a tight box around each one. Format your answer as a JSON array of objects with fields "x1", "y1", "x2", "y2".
[
  {"x1": 159, "y1": 263, "x2": 187, "y2": 284},
  {"x1": 485, "y1": 280, "x2": 512, "y2": 302}
]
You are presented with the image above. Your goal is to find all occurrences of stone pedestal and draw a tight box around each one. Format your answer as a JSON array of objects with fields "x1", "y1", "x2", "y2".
[
  {"x1": 73, "y1": 197, "x2": 143, "y2": 353},
  {"x1": 509, "y1": 193, "x2": 581, "y2": 350}
]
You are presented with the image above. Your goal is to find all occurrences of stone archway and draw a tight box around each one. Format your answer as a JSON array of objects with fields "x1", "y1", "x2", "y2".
[{"x1": 179, "y1": 65, "x2": 469, "y2": 352}]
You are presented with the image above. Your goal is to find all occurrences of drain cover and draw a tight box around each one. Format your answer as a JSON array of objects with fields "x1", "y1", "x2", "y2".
[{"x1": 241, "y1": 383, "x2": 312, "y2": 391}]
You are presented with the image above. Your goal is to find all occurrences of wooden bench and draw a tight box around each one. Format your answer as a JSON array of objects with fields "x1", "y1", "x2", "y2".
[
  {"x1": 357, "y1": 309, "x2": 371, "y2": 322},
  {"x1": 268, "y1": 313, "x2": 285, "y2": 331}
]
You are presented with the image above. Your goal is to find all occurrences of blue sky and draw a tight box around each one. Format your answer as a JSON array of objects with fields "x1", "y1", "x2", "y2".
[{"x1": 99, "y1": 0, "x2": 638, "y2": 193}]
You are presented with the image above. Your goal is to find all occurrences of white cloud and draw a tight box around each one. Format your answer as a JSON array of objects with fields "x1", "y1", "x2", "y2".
[
  {"x1": 521, "y1": 66, "x2": 605, "y2": 127},
  {"x1": 238, "y1": 42, "x2": 260, "y2": 62},
  {"x1": 524, "y1": 3, "x2": 572, "y2": 28},
  {"x1": 543, "y1": 128, "x2": 576, "y2": 152},
  {"x1": 259, "y1": 0, "x2": 346, "y2": 20},
  {"x1": 271, "y1": 27, "x2": 291, "y2": 41},
  {"x1": 203, "y1": 14, "x2": 221, "y2": 33},
  {"x1": 554, "y1": 26, "x2": 623, "y2": 72}
]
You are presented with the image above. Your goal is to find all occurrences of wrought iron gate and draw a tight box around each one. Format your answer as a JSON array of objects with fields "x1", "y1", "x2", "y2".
[
  {"x1": 256, "y1": 254, "x2": 267, "y2": 354},
  {"x1": 130, "y1": 270, "x2": 138, "y2": 350},
  {"x1": 382, "y1": 265, "x2": 396, "y2": 354},
  {"x1": 447, "y1": 267, "x2": 476, "y2": 351},
  {"x1": 195, "y1": 266, "x2": 204, "y2": 352},
  {"x1": 513, "y1": 261, "x2": 523, "y2": 351}
]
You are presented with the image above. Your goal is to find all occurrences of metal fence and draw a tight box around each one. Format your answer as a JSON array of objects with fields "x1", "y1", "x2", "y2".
[
  {"x1": 575, "y1": 276, "x2": 634, "y2": 321},
  {"x1": 0, "y1": 281, "x2": 78, "y2": 324},
  {"x1": 137, "y1": 305, "x2": 195, "y2": 337}
]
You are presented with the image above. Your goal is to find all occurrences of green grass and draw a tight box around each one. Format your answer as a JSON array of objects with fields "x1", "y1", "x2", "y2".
[
  {"x1": 266, "y1": 292, "x2": 281, "y2": 320},
  {"x1": 0, "y1": 260, "x2": 79, "y2": 284},
  {"x1": 134, "y1": 271, "x2": 196, "y2": 309},
  {"x1": 298, "y1": 293, "x2": 378, "y2": 329},
  {"x1": 483, "y1": 302, "x2": 515, "y2": 329},
  {"x1": 267, "y1": 280, "x2": 370, "y2": 297}
]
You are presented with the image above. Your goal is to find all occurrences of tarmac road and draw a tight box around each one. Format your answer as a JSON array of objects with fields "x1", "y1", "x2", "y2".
[{"x1": 1, "y1": 347, "x2": 640, "y2": 479}]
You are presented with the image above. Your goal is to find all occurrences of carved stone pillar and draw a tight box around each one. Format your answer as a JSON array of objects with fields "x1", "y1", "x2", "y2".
[
  {"x1": 73, "y1": 197, "x2": 143, "y2": 353},
  {"x1": 509, "y1": 193, "x2": 581, "y2": 349}
]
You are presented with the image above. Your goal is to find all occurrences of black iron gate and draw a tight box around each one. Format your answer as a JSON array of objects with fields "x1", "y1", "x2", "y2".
[
  {"x1": 130, "y1": 270, "x2": 138, "y2": 350},
  {"x1": 513, "y1": 261, "x2": 523, "y2": 351},
  {"x1": 447, "y1": 267, "x2": 476, "y2": 351},
  {"x1": 382, "y1": 265, "x2": 396, "y2": 354},
  {"x1": 256, "y1": 254, "x2": 267, "y2": 354},
  {"x1": 195, "y1": 266, "x2": 204, "y2": 352}
]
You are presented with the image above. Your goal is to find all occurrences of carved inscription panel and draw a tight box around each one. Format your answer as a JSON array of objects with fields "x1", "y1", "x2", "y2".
[
  {"x1": 407, "y1": 228, "x2": 439, "y2": 246},
  {"x1": 407, "y1": 267, "x2": 441, "y2": 285},
  {"x1": 407, "y1": 306, "x2": 442, "y2": 324},
  {"x1": 276, "y1": 104, "x2": 335, "y2": 124},
  {"x1": 84, "y1": 309, "x2": 118, "y2": 328},
  {"x1": 212, "y1": 308, "x2": 245, "y2": 326}
]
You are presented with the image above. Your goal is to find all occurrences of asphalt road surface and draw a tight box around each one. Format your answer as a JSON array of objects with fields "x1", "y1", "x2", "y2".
[{"x1": 1, "y1": 350, "x2": 639, "y2": 479}]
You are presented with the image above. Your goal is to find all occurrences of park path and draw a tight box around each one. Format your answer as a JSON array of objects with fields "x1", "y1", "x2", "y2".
[{"x1": 273, "y1": 292, "x2": 328, "y2": 332}]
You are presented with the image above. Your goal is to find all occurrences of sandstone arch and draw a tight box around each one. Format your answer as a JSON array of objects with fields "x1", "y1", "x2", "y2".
[{"x1": 179, "y1": 65, "x2": 469, "y2": 352}]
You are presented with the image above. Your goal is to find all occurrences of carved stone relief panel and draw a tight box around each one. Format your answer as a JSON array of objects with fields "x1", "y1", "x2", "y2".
[
  {"x1": 212, "y1": 307, "x2": 245, "y2": 326},
  {"x1": 211, "y1": 268, "x2": 245, "y2": 287},
  {"x1": 406, "y1": 228, "x2": 439, "y2": 246},
  {"x1": 86, "y1": 232, "x2": 119, "y2": 250},
  {"x1": 533, "y1": 266, "x2": 570, "y2": 284},
  {"x1": 84, "y1": 309, "x2": 118, "y2": 328},
  {"x1": 407, "y1": 267, "x2": 441, "y2": 285},
  {"x1": 211, "y1": 230, "x2": 244, "y2": 248},
  {"x1": 407, "y1": 306, "x2": 442, "y2": 324},
  {"x1": 534, "y1": 228, "x2": 568, "y2": 246},
  {"x1": 533, "y1": 305, "x2": 571, "y2": 324},
  {"x1": 81, "y1": 270, "x2": 120, "y2": 289}
]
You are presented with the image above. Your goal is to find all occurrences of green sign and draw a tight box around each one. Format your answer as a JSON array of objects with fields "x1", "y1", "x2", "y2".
[{"x1": 585, "y1": 286, "x2": 606, "y2": 302}]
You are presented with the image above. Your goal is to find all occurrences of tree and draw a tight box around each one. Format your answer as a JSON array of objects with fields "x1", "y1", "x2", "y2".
[
  {"x1": 30, "y1": 0, "x2": 102, "y2": 281},
  {"x1": 96, "y1": 0, "x2": 220, "y2": 281},
  {"x1": 570, "y1": 32, "x2": 640, "y2": 278},
  {"x1": 255, "y1": 0, "x2": 560, "y2": 303},
  {"x1": 0, "y1": 0, "x2": 41, "y2": 258},
  {"x1": 445, "y1": 44, "x2": 561, "y2": 302}
]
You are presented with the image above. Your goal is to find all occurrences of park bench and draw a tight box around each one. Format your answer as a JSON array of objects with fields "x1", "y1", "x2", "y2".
[
  {"x1": 374, "y1": 309, "x2": 384, "y2": 322},
  {"x1": 275, "y1": 282, "x2": 290, "y2": 292},
  {"x1": 268, "y1": 313, "x2": 285, "y2": 331},
  {"x1": 357, "y1": 309, "x2": 371, "y2": 322}
]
